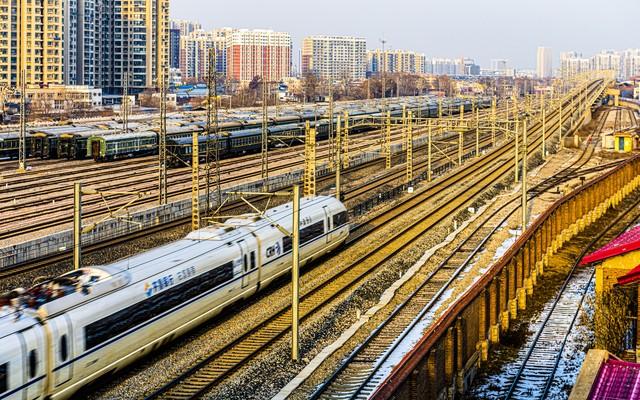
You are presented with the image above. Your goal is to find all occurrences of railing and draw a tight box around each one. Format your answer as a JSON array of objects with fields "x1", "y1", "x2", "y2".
[{"x1": 372, "y1": 153, "x2": 640, "y2": 399}]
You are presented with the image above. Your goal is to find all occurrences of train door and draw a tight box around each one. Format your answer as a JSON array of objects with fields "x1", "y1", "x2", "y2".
[
  {"x1": 619, "y1": 137, "x2": 625, "y2": 152},
  {"x1": 322, "y1": 206, "x2": 332, "y2": 244},
  {"x1": 50, "y1": 315, "x2": 73, "y2": 388},
  {"x1": 91, "y1": 140, "x2": 101, "y2": 160},
  {"x1": 238, "y1": 240, "x2": 259, "y2": 290},
  {"x1": 0, "y1": 334, "x2": 21, "y2": 400},
  {"x1": 237, "y1": 240, "x2": 251, "y2": 288},
  {"x1": 19, "y1": 327, "x2": 46, "y2": 400}
]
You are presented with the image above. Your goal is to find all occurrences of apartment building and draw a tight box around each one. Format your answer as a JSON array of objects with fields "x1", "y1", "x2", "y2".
[
  {"x1": 226, "y1": 29, "x2": 291, "y2": 83},
  {"x1": 179, "y1": 29, "x2": 228, "y2": 81},
  {"x1": 302, "y1": 36, "x2": 366, "y2": 81},
  {"x1": 0, "y1": 0, "x2": 64, "y2": 86},
  {"x1": 367, "y1": 49, "x2": 426, "y2": 75}
]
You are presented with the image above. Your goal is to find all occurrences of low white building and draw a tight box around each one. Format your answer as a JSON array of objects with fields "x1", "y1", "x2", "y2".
[{"x1": 26, "y1": 85, "x2": 103, "y2": 111}]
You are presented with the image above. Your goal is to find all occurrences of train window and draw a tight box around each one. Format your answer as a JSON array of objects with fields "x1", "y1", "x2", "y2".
[
  {"x1": 60, "y1": 334, "x2": 68, "y2": 362},
  {"x1": 84, "y1": 262, "x2": 234, "y2": 350},
  {"x1": 332, "y1": 211, "x2": 348, "y2": 228},
  {"x1": 28, "y1": 350, "x2": 36, "y2": 379},
  {"x1": 250, "y1": 252, "x2": 256, "y2": 270},
  {"x1": 283, "y1": 221, "x2": 325, "y2": 252},
  {"x1": 0, "y1": 362, "x2": 7, "y2": 394},
  {"x1": 243, "y1": 255, "x2": 248, "y2": 272}
]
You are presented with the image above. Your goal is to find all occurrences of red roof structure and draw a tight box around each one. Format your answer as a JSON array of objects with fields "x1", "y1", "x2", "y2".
[
  {"x1": 589, "y1": 358, "x2": 640, "y2": 399},
  {"x1": 618, "y1": 264, "x2": 640, "y2": 286},
  {"x1": 580, "y1": 225, "x2": 640, "y2": 266}
]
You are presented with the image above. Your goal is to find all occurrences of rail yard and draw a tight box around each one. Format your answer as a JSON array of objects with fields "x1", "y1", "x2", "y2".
[{"x1": 2, "y1": 73, "x2": 640, "y2": 400}]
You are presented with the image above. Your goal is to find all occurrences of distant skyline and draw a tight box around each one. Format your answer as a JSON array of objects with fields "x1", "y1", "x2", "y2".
[{"x1": 171, "y1": 0, "x2": 640, "y2": 70}]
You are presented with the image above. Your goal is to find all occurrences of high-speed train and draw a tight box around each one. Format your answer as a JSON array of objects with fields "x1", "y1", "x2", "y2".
[{"x1": 0, "y1": 196, "x2": 349, "y2": 400}]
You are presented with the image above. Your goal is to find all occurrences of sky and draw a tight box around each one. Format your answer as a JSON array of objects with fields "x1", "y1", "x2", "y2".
[{"x1": 171, "y1": 0, "x2": 640, "y2": 70}]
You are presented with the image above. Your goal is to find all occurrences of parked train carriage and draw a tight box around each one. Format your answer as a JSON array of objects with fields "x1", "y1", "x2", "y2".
[
  {"x1": 271, "y1": 115, "x2": 301, "y2": 125},
  {"x1": 0, "y1": 196, "x2": 348, "y2": 400},
  {"x1": 89, "y1": 131, "x2": 158, "y2": 161},
  {"x1": 0, "y1": 132, "x2": 32, "y2": 160},
  {"x1": 227, "y1": 128, "x2": 263, "y2": 156},
  {"x1": 31, "y1": 126, "x2": 94, "y2": 159},
  {"x1": 29, "y1": 132, "x2": 55, "y2": 159},
  {"x1": 57, "y1": 130, "x2": 115, "y2": 160},
  {"x1": 267, "y1": 123, "x2": 306, "y2": 147},
  {"x1": 166, "y1": 133, "x2": 229, "y2": 167},
  {"x1": 345, "y1": 110, "x2": 377, "y2": 133}
]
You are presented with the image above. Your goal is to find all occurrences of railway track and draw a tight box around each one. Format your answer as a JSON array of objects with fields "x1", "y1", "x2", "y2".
[
  {"x1": 503, "y1": 191, "x2": 640, "y2": 400},
  {"x1": 0, "y1": 129, "x2": 390, "y2": 198},
  {"x1": 0, "y1": 128, "x2": 492, "y2": 241},
  {"x1": 144, "y1": 155, "x2": 504, "y2": 400},
  {"x1": 142, "y1": 84, "x2": 604, "y2": 400},
  {"x1": 0, "y1": 103, "x2": 522, "y2": 241},
  {"x1": 310, "y1": 108, "x2": 609, "y2": 400},
  {"x1": 0, "y1": 131, "x2": 492, "y2": 278}
]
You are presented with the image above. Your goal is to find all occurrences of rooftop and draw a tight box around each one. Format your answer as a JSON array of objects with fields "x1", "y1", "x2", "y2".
[
  {"x1": 589, "y1": 358, "x2": 640, "y2": 399},
  {"x1": 580, "y1": 224, "x2": 640, "y2": 265}
]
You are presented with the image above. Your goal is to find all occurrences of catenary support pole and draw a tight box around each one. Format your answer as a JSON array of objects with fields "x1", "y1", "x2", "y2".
[
  {"x1": 522, "y1": 120, "x2": 528, "y2": 231},
  {"x1": 73, "y1": 182, "x2": 82, "y2": 270},
  {"x1": 291, "y1": 184, "x2": 301, "y2": 361}
]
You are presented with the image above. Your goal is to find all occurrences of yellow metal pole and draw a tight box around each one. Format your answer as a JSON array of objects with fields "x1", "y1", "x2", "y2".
[
  {"x1": 522, "y1": 120, "x2": 528, "y2": 230},
  {"x1": 492, "y1": 96, "x2": 497, "y2": 147},
  {"x1": 385, "y1": 111, "x2": 391, "y2": 169},
  {"x1": 571, "y1": 96, "x2": 575, "y2": 130},
  {"x1": 406, "y1": 111, "x2": 413, "y2": 183},
  {"x1": 402, "y1": 104, "x2": 407, "y2": 151},
  {"x1": 428, "y1": 121, "x2": 432, "y2": 182},
  {"x1": 18, "y1": 69, "x2": 27, "y2": 173},
  {"x1": 73, "y1": 182, "x2": 82, "y2": 270},
  {"x1": 336, "y1": 116, "x2": 342, "y2": 200},
  {"x1": 559, "y1": 100, "x2": 564, "y2": 150},
  {"x1": 514, "y1": 119, "x2": 519, "y2": 183},
  {"x1": 343, "y1": 111, "x2": 349, "y2": 169},
  {"x1": 458, "y1": 131, "x2": 463, "y2": 165},
  {"x1": 192, "y1": 132, "x2": 200, "y2": 231},
  {"x1": 542, "y1": 107, "x2": 546, "y2": 160},
  {"x1": 303, "y1": 123, "x2": 316, "y2": 198},
  {"x1": 475, "y1": 106, "x2": 480, "y2": 157},
  {"x1": 291, "y1": 184, "x2": 300, "y2": 361},
  {"x1": 459, "y1": 103, "x2": 464, "y2": 123}
]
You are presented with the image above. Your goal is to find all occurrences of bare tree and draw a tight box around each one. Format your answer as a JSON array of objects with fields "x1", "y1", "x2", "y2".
[{"x1": 301, "y1": 73, "x2": 320, "y2": 102}]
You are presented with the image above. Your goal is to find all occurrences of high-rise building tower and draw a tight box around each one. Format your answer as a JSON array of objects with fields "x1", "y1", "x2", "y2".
[
  {"x1": 592, "y1": 50, "x2": 622, "y2": 78},
  {"x1": 64, "y1": 0, "x2": 97, "y2": 86},
  {"x1": 560, "y1": 52, "x2": 591, "y2": 79},
  {"x1": 170, "y1": 20, "x2": 202, "y2": 36},
  {"x1": 367, "y1": 50, "x2": 426, "y2": 75},
  {"x1": 536, "y1": 47, "x2": 553, "y2": 78},
  {"x1": 0, "y1": 0, "x2": 64, "y2": 86},
  {"x1": 301, "y1": 36, "x2": 367, "y2": 82},
  {"x1": 623, "y1": 49, "x2": 640, "y2": 79},
  {"x1": 180, "y1": 29, "x2": 229, "y2": 82},
  {"x1": 96, "y1": 0, "x2": 169, "y2": 94},
  {"x1": 226, "y1": 29, "x2": 291, "y2": 84},
  {"x1": 170, "y1": 28, "x2": 181, "y2": 69},
  {"x1": 61, "y1": 0, "x2": 169, "y2": 92}
]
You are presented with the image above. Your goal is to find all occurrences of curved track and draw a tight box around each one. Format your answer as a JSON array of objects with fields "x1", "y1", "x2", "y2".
[
  {"x1": 142, "y1": 82, "x2": 606, "y2": 400},
  {"x1": 310, "y1": 110, "x2": 609, "y2": 400},
  {"x1": 504, "y1": 193, "x2": 640, "y2": 400}
]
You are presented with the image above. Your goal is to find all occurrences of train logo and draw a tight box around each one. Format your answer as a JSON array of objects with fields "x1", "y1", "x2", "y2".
[{"x1": 145, "y1": 275, "x2": 175, "y2": 298}]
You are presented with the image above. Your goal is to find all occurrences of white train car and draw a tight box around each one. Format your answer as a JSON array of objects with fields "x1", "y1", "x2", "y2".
[{"x1": 0, "y1": 195, "x2": 349, "y2": 400}]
